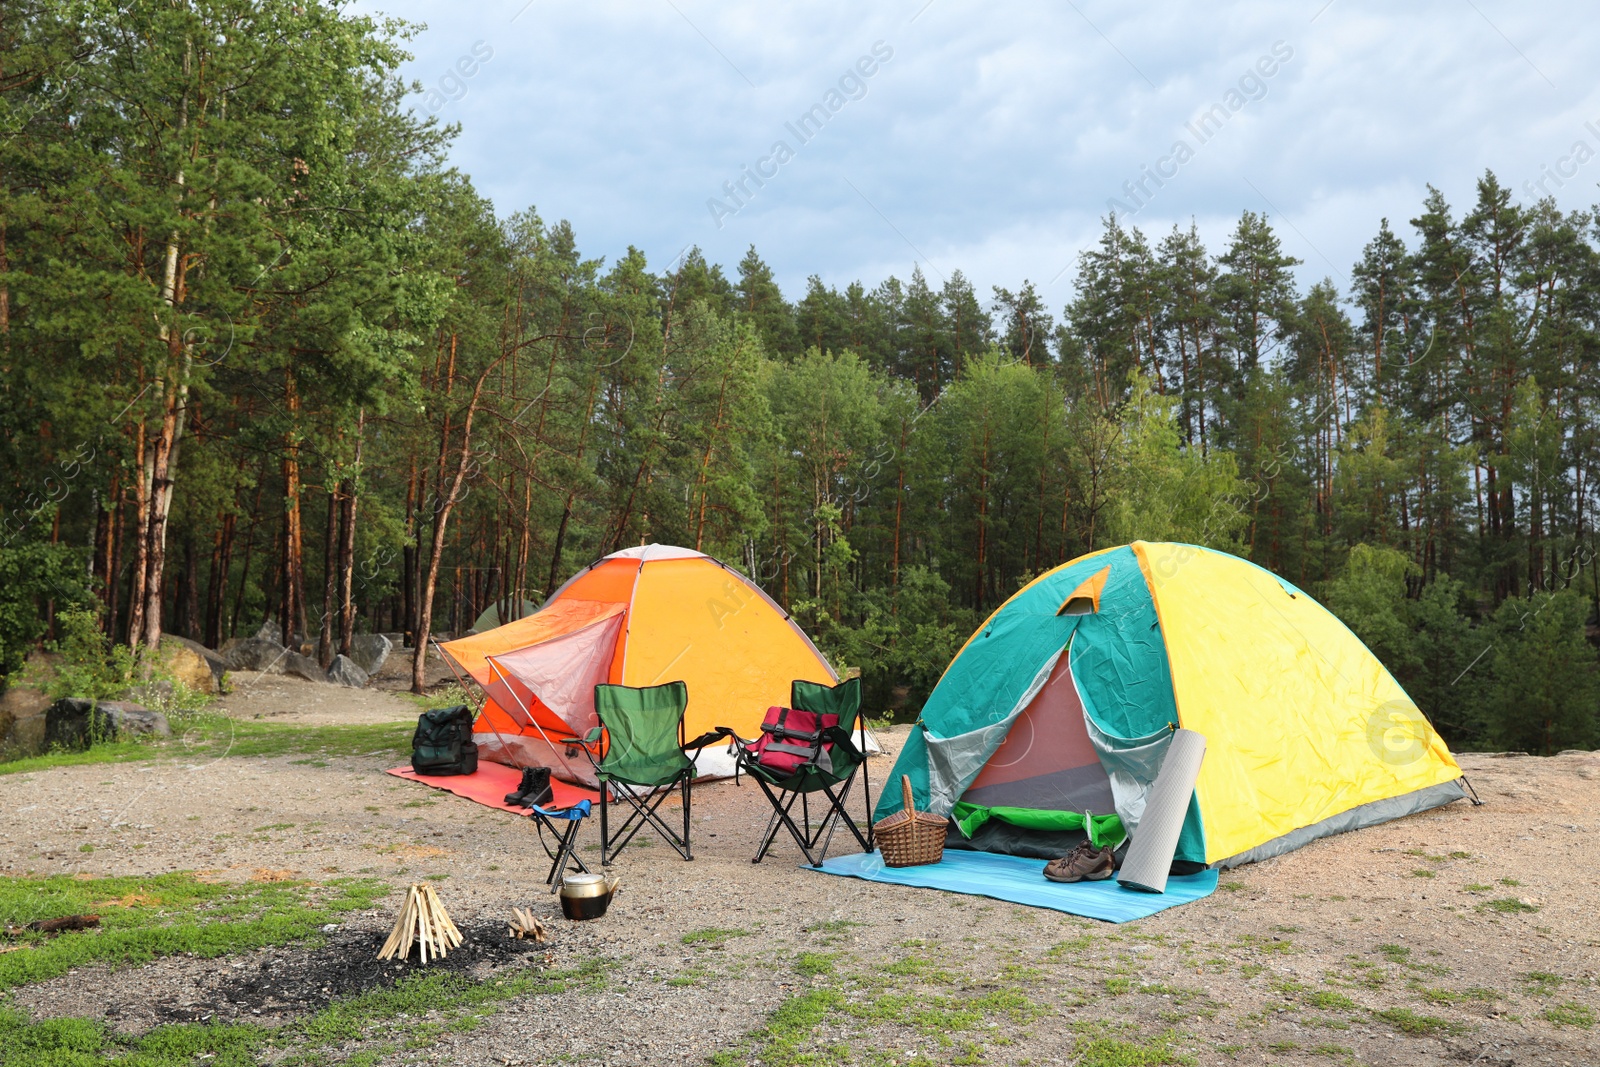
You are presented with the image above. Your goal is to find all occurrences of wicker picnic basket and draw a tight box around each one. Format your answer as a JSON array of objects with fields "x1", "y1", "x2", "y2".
[{"x1": 873, "y1": 775, "x2": 946, "y2": 867}]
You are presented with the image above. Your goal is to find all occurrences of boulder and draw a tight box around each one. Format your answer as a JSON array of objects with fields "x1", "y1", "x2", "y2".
[
  {"x1": 223, "y1": 636, "x2": 288, "y2": 674},
  {"x1": 324, "y1": 654, "x2": 369, "y2": 688},
  {"x1": 96, "y1": 700, "x2": 171, "y2": 738},
  {"x1": 346, "y1": 633, "x2": 392, "y2": 676},
  {"x1": 44, "y1": 698, "x2": 172, "y2": 750},
  {"x1": 159, "y1": 636, "x2": 222, "y2": 695},
  {"x1": 282, "y1": 652, "x2": 326, "y2": 683},
  {"x1": 0, "y1": 701, "x2": 48, "y2": 759},
  {"x1": 0, "y1": 657, "x2": 55, "y2": 758},
  {"x1": 45, "y1": 697, "x2": 111, "y2": 751}
]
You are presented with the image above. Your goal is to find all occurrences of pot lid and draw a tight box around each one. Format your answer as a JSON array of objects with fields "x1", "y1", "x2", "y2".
[{"x1": 563, "y1": 872, "x2": 607, "y2": 887}]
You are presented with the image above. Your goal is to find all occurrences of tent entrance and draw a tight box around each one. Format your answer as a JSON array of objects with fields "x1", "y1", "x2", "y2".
[
  {"x1": 478, "y1": 610, "x2": 626, "y2": 787},
  {"x1": 947, "y1": 649, "x2": 1120, "y2": 859}
]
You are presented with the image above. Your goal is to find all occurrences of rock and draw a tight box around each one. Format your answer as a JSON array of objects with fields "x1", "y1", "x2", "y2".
[
  {"x1": 0, "y1": 658, "x2": 54, "y2": 758},
  {"x1": 223, "y1": 636, "x2": 288, "y2": 674},
  {"x1": 324, "y1": 655, "x2": 369, "y2": 688},
  {"x1": 346, "y1": 634, "x2": 392, "y2": 676},
  {"x1": 282, "y1": 652, "x2": 325, "y2": 683},
  {"x1": 95, "y1": 700, "x2": 170, "y2": 738},
  {"x1": 45, "y1": 697, "x2": 112, "y2": 751},
  {"x1": 43, "y1": 697, "x2": 169, "y2": 749},
  {"x1": 159, "y1": 636, "x2": 222, "y2": 695}
]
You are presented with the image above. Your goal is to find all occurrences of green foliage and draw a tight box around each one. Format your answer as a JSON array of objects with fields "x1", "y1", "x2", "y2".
[
  {"x1": 1484, "y1": 590, "x2": 1600, "y2": 753},
  {"x1": 0, "y1": 541, "x2": 89, "y2": 679},
  {"x1": 39, "y1": 607, "x2": 136, "y2": 701},
  {"x1": 1321, "y1": 544, "x2": 1600, "y2": 751},
  {"x1": 1105, "y1": 373, "x2": 1250, "y2": 548}
]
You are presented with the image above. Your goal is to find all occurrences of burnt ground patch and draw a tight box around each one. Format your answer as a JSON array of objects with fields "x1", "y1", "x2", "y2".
[
  {"x1": 11, "y1": 918, "x2": 609, "y2": 1035},
  {"x1": 155, "y1": 920, "x2": 549, "y2": 1024}
]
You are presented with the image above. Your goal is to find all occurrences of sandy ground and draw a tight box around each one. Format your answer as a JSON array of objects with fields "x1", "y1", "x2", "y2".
[{"x1": 0, "y1": 675, "x2": 1597, "y2": 1066}]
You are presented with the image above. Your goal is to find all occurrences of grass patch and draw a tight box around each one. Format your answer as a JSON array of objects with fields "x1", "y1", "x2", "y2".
[
  {"x1": 681, "y1": 927, "x2": 751, "y2": 946},
  {"x1": 0, "y1": 717, "x2": 414, "y2": 777},
  {"x1": 1541, "y1": 1003, "x2": 1595, "y2": 1029},
  {"x1": 0, "y1": 872, "x2": 386, "y2": 992},
  {"x1": 795, "y1": 952, "x2": 837, "y2": 977},
  {"x1": 1045, "y1": 934, "x2": 1094, "y2": 957},
  {"x1": 1305, "y1": 990, "x2": 1360, "y2": 1011},
  {"x1": 1522, "y1": 971, "x2": 1564, "y2": 996},
  {"x1": 1478, "y1": 898, "x2": 1538, "y2": 914},
  {"x1": 1070, "y1": 1022, "x2": 1196, "y2": 1066},
  {"x1": 1372, "y1": 1007, "x2": 1462, "y2": 1036},
  {"x1": 0, "y1": 959, "x2": 606, "y2": 1067},
  {"x1": 713, "y1": 955, "x2": 1047, "y2": 1065}
]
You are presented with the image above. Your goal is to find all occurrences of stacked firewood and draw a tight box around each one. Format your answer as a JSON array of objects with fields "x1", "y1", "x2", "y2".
[{"x1": 377, "y1": 884, "x2": 463, "y2": 963}]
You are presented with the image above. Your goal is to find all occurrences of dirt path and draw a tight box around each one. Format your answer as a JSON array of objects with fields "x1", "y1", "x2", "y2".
[{"x1": 0, "y1": 692, "x2": 1596, "y2": 1065}]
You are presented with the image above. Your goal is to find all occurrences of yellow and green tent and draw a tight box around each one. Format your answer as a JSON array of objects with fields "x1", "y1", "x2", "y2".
[{"x1": 874, "y1": 542, "x2": 1466, "y2": 869}]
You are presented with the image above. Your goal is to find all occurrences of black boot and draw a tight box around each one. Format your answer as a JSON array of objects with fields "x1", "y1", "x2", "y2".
[
  {"x1": 525, "y1": 766, "x2": 553, "y2": 808},
  {"x1": 504, "y1": 767, "x2": 540, "y2": 806}
]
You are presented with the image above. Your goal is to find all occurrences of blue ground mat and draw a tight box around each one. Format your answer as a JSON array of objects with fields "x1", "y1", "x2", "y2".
[{"x1": 810, "y1": 849, "x2": 1219, "y2": 923}]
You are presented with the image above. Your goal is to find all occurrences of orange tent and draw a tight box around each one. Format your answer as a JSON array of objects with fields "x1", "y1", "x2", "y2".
[{"x1": 439, "y1": 545, "x2": 839, "y2": 785}]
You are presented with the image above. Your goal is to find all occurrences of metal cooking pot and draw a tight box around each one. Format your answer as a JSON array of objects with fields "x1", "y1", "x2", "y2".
[{"x1": 557, "y1": 872, "x2": 619, "y2": 920}]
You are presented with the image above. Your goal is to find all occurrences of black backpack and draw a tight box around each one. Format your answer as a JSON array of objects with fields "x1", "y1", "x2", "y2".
[{"x1": 411, "y1": 704, "x2": 478, "y2": 776}]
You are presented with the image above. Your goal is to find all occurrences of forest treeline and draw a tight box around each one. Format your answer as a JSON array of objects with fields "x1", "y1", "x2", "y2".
[{"x1": 2, "y1": 1, "x2": 1597, "y2": 754}]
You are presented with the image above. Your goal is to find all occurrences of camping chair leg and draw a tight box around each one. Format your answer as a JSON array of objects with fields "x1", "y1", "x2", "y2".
[
  {"x1": 822, "y1": 768, "x2": 872, "y2": 851},
  {"x1": 858, "y1": 719, "x2": 874, "y2": 849},
  {"x1": 601, "y1": 777, "x2": 695, "y2": 863},
  {"x1": 756, "y1": 803, "x2": 782, "y2": 859},
  {"x1": 814, "y1": 773, "x2": 872, "y2": 859},
  {"x1": 682, "y1": 771, "x2": 693, "y2": 861},
  {"x1": 751, "y1": 774, "x2": 824, "y2": 866},
  {"x1": 540, "y1": 815, "x2": 589, "y2": 892}
]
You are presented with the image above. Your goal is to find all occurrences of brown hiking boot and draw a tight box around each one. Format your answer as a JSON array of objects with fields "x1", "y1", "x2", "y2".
[{"x1": 1043, "y1": 841, "x2": 1115, "y2": 883}]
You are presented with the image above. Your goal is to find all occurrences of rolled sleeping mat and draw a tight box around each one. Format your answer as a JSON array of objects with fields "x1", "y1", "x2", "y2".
[{"x1": 1117, "y1": 728, "x2": 1206, "y2": 894}]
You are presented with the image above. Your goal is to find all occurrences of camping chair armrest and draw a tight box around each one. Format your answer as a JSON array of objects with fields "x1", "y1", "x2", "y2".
[
  {"x1": 544, "y1": 728, "x2": 604, "y2": 772},
  {"x1": 683, "y1": 726, "x2": 734, "y2": 752},
  {"x1": 716, "y1": 725, "x2": 759, "y2": 748},
  {"x1": 822, "y1": 724, "x2": 864, "y2": 763}
]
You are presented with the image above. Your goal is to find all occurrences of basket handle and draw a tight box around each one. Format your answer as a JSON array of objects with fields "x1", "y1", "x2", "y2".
[{"x1": 901, "y1": 774, "x2": 916, "y2": 818}]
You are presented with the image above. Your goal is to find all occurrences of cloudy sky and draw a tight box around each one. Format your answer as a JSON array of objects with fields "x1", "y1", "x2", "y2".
[{"x1": 352, "y1": 0, "x2": 1596, "y2": 306}]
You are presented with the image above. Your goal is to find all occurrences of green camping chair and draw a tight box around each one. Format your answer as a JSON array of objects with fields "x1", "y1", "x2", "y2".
[
  {"x1": 725, "y1": 677, "x2": 874, "y2": 867},
  {"x1": 579, "y1": 681, "x2": 729, "y2": 865}
]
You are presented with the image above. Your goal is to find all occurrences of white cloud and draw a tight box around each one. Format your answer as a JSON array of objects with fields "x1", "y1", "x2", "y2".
[{"x1": 355, "y1": 0, "x2": 1597, "y2": 311}]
